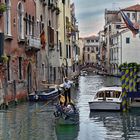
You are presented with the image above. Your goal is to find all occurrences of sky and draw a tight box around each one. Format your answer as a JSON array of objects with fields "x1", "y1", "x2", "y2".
[{"x1": 71, "y1": 0, "x2": 140, "y2": 37}]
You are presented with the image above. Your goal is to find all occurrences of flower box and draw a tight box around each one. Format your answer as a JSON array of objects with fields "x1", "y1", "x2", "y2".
[{"x1": 0, "y1": 3, "x2": 6, "y2": 13}]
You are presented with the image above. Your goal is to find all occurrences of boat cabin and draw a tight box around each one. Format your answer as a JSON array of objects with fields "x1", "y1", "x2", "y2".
[{"x1": 94, "y1": 87, "x2": 122, "y2": 101}]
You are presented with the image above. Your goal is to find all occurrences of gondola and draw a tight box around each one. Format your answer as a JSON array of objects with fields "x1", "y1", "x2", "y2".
[
  {"x1": 54, "y1": 101, "x2": 79, "y2": 125},
  {"x1": 28, "y1": 87, "x2": 62, "y2": 102}
]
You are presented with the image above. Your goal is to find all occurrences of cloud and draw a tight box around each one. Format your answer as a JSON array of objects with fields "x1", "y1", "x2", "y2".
[{"x1": 73, "y1": 0, "x2": 140, "y2": 37}]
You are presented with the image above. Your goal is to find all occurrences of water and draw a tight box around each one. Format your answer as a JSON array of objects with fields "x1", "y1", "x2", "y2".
[
  {"x1": 0, "y1": 75, "x2": 140, "y2": 140},
  {"x1": 76, "y1": 75, "x2": 140, "y2": 140}
]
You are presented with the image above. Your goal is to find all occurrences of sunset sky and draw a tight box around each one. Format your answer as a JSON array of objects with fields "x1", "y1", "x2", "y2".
[{"x1": 72, "y1": 0, "x2": 140, "y2": 37}]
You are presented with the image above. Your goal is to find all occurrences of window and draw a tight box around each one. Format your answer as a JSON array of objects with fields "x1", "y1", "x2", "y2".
[
  {"x1": 116, "y1": 25, "x2": 120, "y2": 29},
  {"x1": 126, "y1": 13, "x2": 130, "y2": 18},
  {"x1": 59, "y1": 41, "x2": 62, "y2": 57},
  {"x1": 76, "y1": 46, "x2": 78, "y2": 55},
  {"x1": 25, "y1": 13, "x2": 28, "y2": 34},
  {"x1": 42, "y1": 63, "x2": 46, "y2": 81},
  {"x1": 18, "y1": 57, "x2": 22, "y2": 80},
  {"x1": 17, "y1": 2, "x2": 24, "y2": 39},
  {"x1": 7, "y1": 56, "x2": 11, "y2": 81},
  {"x1": 109, "y1": 25, "x2": 111, "y2": 31},
  {"x1": 88, "y1": 54, "x2": 90, "y2": 61},
  {"x1": 32, "y1": 16, "x2": 35, "y2": 36},
  {"x1": 5, "y1": 0, "x2": 11, "y2": 36},
  {"x1": 126, "y1": 37, "x2": 130, "y2": 44},
  {"x1": 96, "y1": 47, "x2": 98, "y2": 51},
  {"x1": 69, "y1": 45, "x2": 71, "y2": 58},
  {"x1": 53, "y1": 67, "x2": 56, "y2": 83},
  {"x1": 66, "y1": 45, "x2": 68, "y2": 58},
  {"x1": 132, "y1": 13, "x2": 136, "y2": 21},
  {"x1": 56, "y1": 31, "x2": 59, "y2": 50},
  {"x1": 29, "y1": 15, "x2": 31, "y2": 35}
]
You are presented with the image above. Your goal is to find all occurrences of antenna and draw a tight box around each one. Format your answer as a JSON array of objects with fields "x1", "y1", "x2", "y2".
[{"x1": 112, "y1": 2, "x2": 119, "y2": 10}]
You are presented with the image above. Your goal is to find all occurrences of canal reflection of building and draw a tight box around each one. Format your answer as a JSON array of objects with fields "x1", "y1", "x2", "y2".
[
  {"x1": 55, "y1": 123, "x2": 79, "y2": 140},
  {"x1": 89, "y1": 111, "x2": 140, "y2": 139},
  {"x1": 55, "y1": 87, "x2": 80, "y2": 140}
]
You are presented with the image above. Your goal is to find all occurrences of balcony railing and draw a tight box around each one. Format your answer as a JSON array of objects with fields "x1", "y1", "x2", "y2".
[{"x1": 25, "y1": 35, "x2": 41, "y2": 51}]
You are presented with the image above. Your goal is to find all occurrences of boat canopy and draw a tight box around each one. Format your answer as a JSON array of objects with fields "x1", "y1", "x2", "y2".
[{"x1": 94, "y1": 87, "x2": 122, "y2": 99}]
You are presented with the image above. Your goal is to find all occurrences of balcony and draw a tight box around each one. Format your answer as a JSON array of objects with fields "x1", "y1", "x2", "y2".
[{"x1": 25, "y1": 35, "x2": 41, "y2": 52}]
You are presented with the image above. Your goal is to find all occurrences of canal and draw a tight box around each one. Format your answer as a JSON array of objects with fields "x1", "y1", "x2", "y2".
[{"x1": 0, "y1": 75, "x2": 140, "y2": 140}]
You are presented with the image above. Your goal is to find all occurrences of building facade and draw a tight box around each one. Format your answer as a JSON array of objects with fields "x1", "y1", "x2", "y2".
[
  {"x1": 0, "y1": 0, "x2": 42, "y2": 106},
  {"x1": 0, "y1": 0, "x2": 79, "y2": 107},
  {"x1": 83, "y1": 35, "x2": 99, "y2": 66},
  {"x1": 104, "y1": 4, "x2": 140, "y2": 75}
]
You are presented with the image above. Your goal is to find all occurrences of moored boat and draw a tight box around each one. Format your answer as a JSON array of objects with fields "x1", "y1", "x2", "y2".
[
  {"x1": 28, "y1": 87, "x2": 62, "y2": 101},
  {"x1": 89, "y1": 86, "x2": 122, "y2": 111}
]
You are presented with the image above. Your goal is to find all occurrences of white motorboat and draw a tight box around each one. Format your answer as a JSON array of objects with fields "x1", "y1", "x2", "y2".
[{"x1": 89, "y1": 86, "x2": 122, "y2": 111}]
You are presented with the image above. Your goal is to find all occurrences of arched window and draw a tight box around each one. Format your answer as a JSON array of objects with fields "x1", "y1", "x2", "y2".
[
  {"x1": 17, "y1": 2, "x2": 24, "y2": 39},
  {"x1": 5, "y1": 0, "x2": 11, "y2": 36}
]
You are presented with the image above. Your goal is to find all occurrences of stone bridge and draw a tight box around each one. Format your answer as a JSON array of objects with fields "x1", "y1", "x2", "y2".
[{"x1": 79, "y1": 63, "x2": 107, "y2": 74}]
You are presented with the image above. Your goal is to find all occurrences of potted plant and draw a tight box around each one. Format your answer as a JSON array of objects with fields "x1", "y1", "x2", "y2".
[
  {"x1": 0, "y1": 3, "x2": 6, "y2": 16},
  {"x1": 1, "y1": 54, "x2": 9, "y2": 63}
]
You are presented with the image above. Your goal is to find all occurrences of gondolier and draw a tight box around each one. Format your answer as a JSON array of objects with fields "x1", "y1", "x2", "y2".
[{"x1": 63, "y1": 77, "x2": 73, "y2": 106}]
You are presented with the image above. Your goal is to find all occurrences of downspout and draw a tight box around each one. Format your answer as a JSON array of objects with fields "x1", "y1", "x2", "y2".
[
  {"x1": 120, "y1": 32, "x2": 122, "y2": 65},
  {"x1": 62, "y1": 0, "x2": 67, "y2": 77}
]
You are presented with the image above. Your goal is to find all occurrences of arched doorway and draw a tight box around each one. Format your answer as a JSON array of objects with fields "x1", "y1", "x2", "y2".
[{"x1": 27, "y1": 63, "x2": 32, "y2": 94}]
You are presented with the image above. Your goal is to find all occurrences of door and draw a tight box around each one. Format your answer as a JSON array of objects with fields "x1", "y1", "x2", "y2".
[{"x1": 27, "y1": 63, "x2": 32, "y2": 94}]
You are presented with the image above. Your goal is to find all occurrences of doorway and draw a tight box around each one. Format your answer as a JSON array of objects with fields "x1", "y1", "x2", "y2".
[{"x1": 27, "y1": 63, "x2": 32, "y2": 94}]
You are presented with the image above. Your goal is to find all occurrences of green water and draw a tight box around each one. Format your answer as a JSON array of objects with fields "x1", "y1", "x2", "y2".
[{"x1": 0, "y1": 75, "x2": 140, "y2": 140}]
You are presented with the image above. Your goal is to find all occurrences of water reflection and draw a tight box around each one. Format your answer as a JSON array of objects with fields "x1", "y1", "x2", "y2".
[
  {"x1": 89, "y1": 111, "x2": 140, "y2": 140},
  {"x1": 0, "y1": 102, "x2": 57, "y2": 140},
  {"x1": 77, "y1": 75, "x2": 140, "y2": 140},
  {"x1": 55, "y1": 124, "x2": 79, "y2": 140},
  {"x1": 0, "y1": 75, "x2": 140, "y2": 140}
]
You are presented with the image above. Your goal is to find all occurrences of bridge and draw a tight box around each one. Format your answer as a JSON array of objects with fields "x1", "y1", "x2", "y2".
[{"x1": 79, "y1": 63, "x2": 107, "y2": 74}]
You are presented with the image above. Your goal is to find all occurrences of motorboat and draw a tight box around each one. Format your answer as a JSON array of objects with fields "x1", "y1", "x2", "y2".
[
  {"x1": 28, "y1": 87, "x2": 62, "y2": 102},
  {"x1": 54, "y1": 103, "x2": 79, "y2": 125},
  {"x1": 88, "y1": 86, "x2": 122, "y2": 111}
]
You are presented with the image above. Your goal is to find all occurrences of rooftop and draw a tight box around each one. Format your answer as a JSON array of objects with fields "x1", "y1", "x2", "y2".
[{"x1": 122, "y1": 4, "x2": 140, "y2": 11}]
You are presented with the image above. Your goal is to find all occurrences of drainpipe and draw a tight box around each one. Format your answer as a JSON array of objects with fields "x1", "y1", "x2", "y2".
[
  {"x1": 120, "y1": 32, "x2": 122, "y2": 65},
  {"x1": 62, "y1": 0, "x2": 66, "y2": 67}
]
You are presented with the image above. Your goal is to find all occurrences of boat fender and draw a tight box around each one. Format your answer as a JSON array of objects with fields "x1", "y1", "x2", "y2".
[{"x1": 34, "y1": 95, "x2": 39, "y2": 101}]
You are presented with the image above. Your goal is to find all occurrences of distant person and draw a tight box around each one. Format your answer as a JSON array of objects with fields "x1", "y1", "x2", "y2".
[{"x1": 63, "y1": 77, "x2": 73, "y2": 106}]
